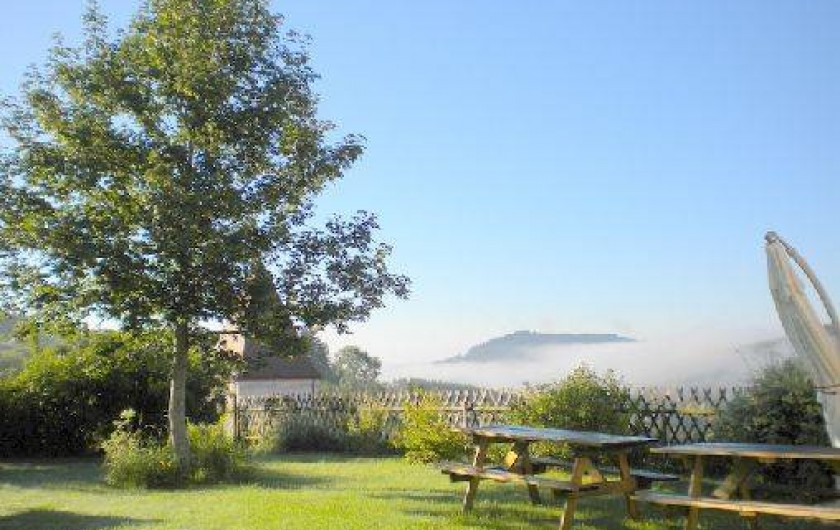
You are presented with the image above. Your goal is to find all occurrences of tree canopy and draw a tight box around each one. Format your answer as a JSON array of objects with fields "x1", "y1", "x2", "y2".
[
  {"x1": 333, "y1": 345, "x2": 382, "y2": 391},
  {"x1": 0, "y1": 0, "x2": 409, "y2": 467}
]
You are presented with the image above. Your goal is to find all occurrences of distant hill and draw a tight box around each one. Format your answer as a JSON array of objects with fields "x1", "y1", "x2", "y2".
[{"x1": 439, "y1": 330, "x2": 635, "y2": 364}]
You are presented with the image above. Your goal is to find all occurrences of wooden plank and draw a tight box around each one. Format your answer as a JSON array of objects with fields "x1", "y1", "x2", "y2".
[
  {"x1": 529, "y1": 456, "x2": 678, "y2": 485},
  {"x1": 465, "y1": 425, "x2": 657, "y2": 449},
  {"x1": 462, "y1": 439, "x2": 488, "y2": 512},
  {"x1": 501, "y1": 441, "x2": 541, "y2": 503},
  {"x1": 560, "y1": 457, "x2": 588, "y2": 530},
  {"x1": 712, "y1": 457, "x2": 756, "y2": 500},
  {"x1": 650, "y1": 443, "x2": 840, "y2": 461},
  {"x1": 632, "y1": 491, "x2": 840, "y2": 521},
  {"x1": 618, "y1": 452, "x2": 640, "y2": 520},
  {"x1": 438, "y1": 462, "x2": 599, "y2": 493},
  {"x1": 685, "y1": 455, "x2": 704, "y2": 530},
  {"x1": 517, "y1": 441, "x2": 542, "y2": 505}
]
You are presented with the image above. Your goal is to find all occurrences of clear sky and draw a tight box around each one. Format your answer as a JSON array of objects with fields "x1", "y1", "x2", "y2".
[{"x1": 2, "y1": 2, "x2": 839, "y2": 383}]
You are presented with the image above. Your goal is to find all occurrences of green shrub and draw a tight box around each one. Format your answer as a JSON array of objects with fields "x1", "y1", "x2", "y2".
[
  {"x1": 252, "y1": 399, "x2": 395, "y2": 455},
  {"x1": 392, "y1": 391, "x2": 468, "y2": 463},
  {"x1": 0, "y1": 330, "x2": 233, "y2": 457},
  {"x1": 714, "y1": 359, "x2": 833, "y2": 500},
  {"x1": 508, "y1": 365, "x2": 630, "y2": 459},
  {"x1": 345, "y1": 406, "x2": 394, "y2": 455},
  {"x1": 188, "y1": 422, "x2": 252, "y2": 483},
  {"x1": 102, "y1": 410, "x2": 251, "y2": 488},
  {"x1": 510, "y1": 365, "x2": 630, "y2": 433},
  {"x1": 101, "y1": 410, "x2": 181, "y2": 488},
  {"x1": 264, "y1": 413, "x2": 354, "y2": 453}
]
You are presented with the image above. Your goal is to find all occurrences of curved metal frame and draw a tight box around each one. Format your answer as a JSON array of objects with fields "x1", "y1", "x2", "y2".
[{"x1": 765, "y1": 230, "x2": 840, "y2": 343}]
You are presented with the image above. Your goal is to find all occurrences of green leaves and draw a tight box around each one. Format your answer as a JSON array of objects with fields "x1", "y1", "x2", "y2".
[
  {"x1": 393, "y1": 391, "x2": 468, "y2": 463},
  {"x1": 332, "y1": 346, "x2": 382, "y2": 391},
  {"x1": 1, "y1": 1, "x2": 409, "y2": 464},
  {"x1": 0, "y1": 0, "x2": 409, "y2": 340},
  {"x1": 509, "y1": 365, "x2": 631, "y2": 435},
  {"x1": 714, "y1": 359, "x2": 833, "y2": 500}
]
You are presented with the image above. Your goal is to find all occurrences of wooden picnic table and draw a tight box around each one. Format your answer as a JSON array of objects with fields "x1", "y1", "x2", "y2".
[
  {"x1": 440, "y1": 424, "x2": 660, "y2": 530},
  {"x1": 636, "y1": 442, "x2": 840, "y2": 529}
]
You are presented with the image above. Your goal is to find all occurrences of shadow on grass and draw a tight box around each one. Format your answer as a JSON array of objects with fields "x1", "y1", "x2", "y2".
[
  {"x1": 0, "y1": 457, "x2": 331, "y2": 493},
  {"x1": 0, "y1": 509, "x2": 156, "y2": 530},
  {"x1": 247, "y1": 452, "x2": 395, "y2": 490},
  {"x1": 371, "y1": 487, "x2": 651, "y2": 530},
  {"x1": 245, "y1": 466, "x2": 333, "y2": 490},
  {"x1": 253, "y1": 452, "x2": 398, "y2": 465},
  {"x1": 0, "y1": 460, "x2": 104, "y2": 491}
]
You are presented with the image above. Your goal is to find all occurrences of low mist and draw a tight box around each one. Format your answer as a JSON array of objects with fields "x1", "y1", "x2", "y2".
[{"x1": 383, "y1": 335, "x2": 794, "y2": 388}]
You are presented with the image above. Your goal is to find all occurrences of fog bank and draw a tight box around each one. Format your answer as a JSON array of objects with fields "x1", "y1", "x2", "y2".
[{"x1": 382, "y1": 335, "x2": 794, "y2": 388}]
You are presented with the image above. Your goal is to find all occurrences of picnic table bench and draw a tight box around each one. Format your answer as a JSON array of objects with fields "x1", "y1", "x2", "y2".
[
  {"x1": 527, "y1": 455, "x2": 679, "y2": 489},
  {"x1": 439, "y1": 461, "x2": 602, "y2": 494},
  {"x1": 438, "y1": 424, "x2": 662, "y2": 529},
  {"x1": 634, "y1": 442, "x2": 840, "y2": 529}
]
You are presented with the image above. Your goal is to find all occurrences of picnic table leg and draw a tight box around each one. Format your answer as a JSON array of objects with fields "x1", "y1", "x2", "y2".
[
  {"x1": 712, "y1": 457, "x2": 761, "y2": 530},
  {"x1": 713, "y1": 457, "x2": 756, "y2": 500},
  {"x1": 463, "y1": 439, "x2": 488, "y2": 512},
  {"x1": 685, "y1": 455, "x2": 704, "y2": 530},
  {"x1": 504, "y1": 441, "x2": 542, "y2": 505},
  {"x1": 737, "y1": 474, "x2": 760, "y2": 530},
  {"x1": 617, "y1": 451, "x2": 640, "y2": 520},
  {"x1": 558, "y1": 456, "x2": 587, "y2": 530}
]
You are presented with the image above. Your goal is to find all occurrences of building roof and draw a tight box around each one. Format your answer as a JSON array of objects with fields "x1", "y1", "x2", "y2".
[{"x1": 220, "y1": 333, "x2": 323, "y2": 381}]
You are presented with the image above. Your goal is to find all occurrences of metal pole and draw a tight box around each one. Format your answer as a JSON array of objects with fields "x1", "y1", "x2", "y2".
[{"x1": 766, "y1": 231, "x2": 840, "y2": 337}]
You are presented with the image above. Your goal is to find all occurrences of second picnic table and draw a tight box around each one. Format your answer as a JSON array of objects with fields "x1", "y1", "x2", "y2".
[
  {"x1": 440, "y1": 424, "x2": 664, "y2": 530},
  {"x1": 637, "y1": 442, "x2": 840, "y2": 529}
]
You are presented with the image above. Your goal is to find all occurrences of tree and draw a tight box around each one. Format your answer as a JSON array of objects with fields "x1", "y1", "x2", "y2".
[
  {"x1": 305, "y1": 336, "x2": 336, "y2": 384},
  {"x1": 333, "y1": 346, "x2": 382, "y2": 390},
  {"x1": 0, "y1": 0, "x2": 408, "y2": 470}
]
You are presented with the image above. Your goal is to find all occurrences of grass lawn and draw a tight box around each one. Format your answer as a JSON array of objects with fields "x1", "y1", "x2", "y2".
[{"x1": 0, "y1": 454, "x2": 833, "y2": 529}]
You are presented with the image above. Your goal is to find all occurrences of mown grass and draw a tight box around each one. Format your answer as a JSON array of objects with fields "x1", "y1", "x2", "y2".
[{"x1": 0, "y1": 454, "x2": 832, "y2": 529}]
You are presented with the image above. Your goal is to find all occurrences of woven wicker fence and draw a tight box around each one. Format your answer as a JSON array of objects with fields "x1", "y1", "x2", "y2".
[{"x1": 231, "y1": 386, "x2": 746, "y2": 445}]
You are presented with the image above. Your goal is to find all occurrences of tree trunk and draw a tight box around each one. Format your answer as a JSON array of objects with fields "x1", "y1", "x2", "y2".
[{"x1": 169, "y1": 320, "x2": 190, "y2": 471}]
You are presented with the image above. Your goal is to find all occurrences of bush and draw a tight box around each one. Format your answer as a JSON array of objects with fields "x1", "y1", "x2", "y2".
[
  {"x1": 0, "y1": 330, "x2": 233, "y2": 457},
  {"x1": 188, "y1": 422, "x2": 252, "y2": 483},
  {"x1": 508, "y1": 365, "x2": 630, "y2": 459},
  {"x1": 345, "y1": 406, "x2": 394, "y2": 455},
  {"x1": 392, "y1": 391, "x2": 468, "y2": 463},
  {"x1": 509, "y1": 365, "x2": 630, "y2": 433},
  {"x1": 251, "y1": 396, "x2": 395, "y2": 455},
  {"x1": 102, "y1": 410, "x2": 251, "y2": 488},
  {"x1": 714, "y1": 359, "x2": 833, "y2": 500},
  {"x1": 263, "y1": 413, "x2": 353, "y2": 453},
  {"x1": 101, "y1": 410, "x2": 181, "y2": 488}
]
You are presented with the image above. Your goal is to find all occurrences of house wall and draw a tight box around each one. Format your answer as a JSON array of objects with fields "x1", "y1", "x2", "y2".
[{"x1": 232, "y1": 379, "x2": 319, "y2": 398}]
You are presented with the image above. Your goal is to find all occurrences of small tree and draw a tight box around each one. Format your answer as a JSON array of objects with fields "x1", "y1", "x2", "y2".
[
  {"x1": 508, "y1": 365, "x2": 630, "y2": 459},
  {"x1": 393, "y1": 391, "x2": 468, "y2": 463},
  {"x1": 0, "y1": 0, "x2": 408, "y2": 470},
  {"x1": 333, "y1": 345, "x2": 382, "y2": 391},
  {"x1": 715, "y1": 359, "x2": 833, "y2": 499},
  {"x1": 305, "y1": 335, "x2": 336, "y2": 383},
  {"x1": 510, "y1": 365, "x2": 630, "y2": 433}
]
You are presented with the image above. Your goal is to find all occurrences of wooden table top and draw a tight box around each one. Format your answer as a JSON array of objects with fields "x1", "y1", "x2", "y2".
[
  {"x1": 650, "y1": 442, "x2": 840, "y2": 460},
  {"x1": 465, "y1": 424, "x2": 658, "y2": 449}
]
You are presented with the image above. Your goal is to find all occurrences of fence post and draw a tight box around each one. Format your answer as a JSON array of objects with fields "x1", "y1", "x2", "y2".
[
  {"x1": 232, "y1": 393, "x2": 239, "y2": 442},
  {"x1": 461, "y1": 400, "x2": 472, "y2": 429}
]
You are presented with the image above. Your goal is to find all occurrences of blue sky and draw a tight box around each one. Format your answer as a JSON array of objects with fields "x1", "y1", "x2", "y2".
[{"x1": 2, "y1": 2, "x2": 839, "y2": 381}]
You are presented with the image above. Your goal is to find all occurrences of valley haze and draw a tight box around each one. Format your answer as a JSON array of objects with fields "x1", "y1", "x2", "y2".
[{"x1": 381, "y1": 330, "x2": 794, "y2": 388}]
